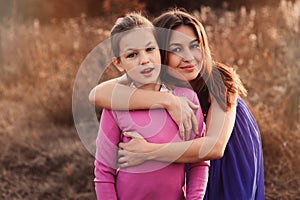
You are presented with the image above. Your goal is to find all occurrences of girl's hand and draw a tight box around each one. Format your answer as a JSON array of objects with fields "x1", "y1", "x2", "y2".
[
  {"x1": 118, "y1": 132, "x2": 153, "y2": 168},
  {"x1": 168, "y1": 96, "x2": 199, "y2": 140}
]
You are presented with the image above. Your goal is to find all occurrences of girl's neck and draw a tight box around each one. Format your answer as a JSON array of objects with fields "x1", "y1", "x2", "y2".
[{"x1": 131, "y1": 80, "x2": 162, "y2": 91}]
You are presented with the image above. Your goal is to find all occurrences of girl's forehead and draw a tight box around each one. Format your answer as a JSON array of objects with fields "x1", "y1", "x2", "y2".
[
  {"x1": 127, "y1": 27, "x2": 154, "y2": 36},
  {"x1": 119, "y1": 29, "x2": 157, "y2": 51}
]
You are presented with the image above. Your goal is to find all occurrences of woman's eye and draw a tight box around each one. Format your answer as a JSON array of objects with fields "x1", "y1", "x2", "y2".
[
  {"x1": 170, "y1": 47, "x2": 181, "y2": 53},
  {"x1": 190, "y1": 43, "x2": 200, "y2": 49}
]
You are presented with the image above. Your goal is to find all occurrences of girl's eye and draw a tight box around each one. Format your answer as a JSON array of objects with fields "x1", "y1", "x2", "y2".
[
  {"x1": 126, "y1": 52, "x2": 137, "y2": 58},
  {"x1": 146, "y1": 47, "x2": 155, "y2": 52}
]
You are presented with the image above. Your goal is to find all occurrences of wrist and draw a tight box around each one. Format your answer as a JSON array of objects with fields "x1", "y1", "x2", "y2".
[
  {"x1": 144, "y1": 143, "x2": 163, "y2": 161},
  {"x1": 146, "y1": 152, "x2": 156, "y2": 161},
  {"x1": 162, "y1": 92, "x2": 176, "y2": 110}
]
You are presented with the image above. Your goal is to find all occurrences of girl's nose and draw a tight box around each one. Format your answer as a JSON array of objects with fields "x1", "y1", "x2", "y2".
[{"x1": 140, "y1": 51, "x2": 150, "y2": 65}]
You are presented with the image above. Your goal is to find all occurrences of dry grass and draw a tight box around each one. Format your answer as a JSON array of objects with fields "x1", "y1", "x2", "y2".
[{"x1": 0, "y1": 1, "x2": 299, "y2": 199}]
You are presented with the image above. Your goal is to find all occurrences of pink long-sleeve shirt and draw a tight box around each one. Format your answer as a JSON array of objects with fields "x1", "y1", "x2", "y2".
[{"x1": 94, "y1": 86, "x2": 209, "y2": 200}]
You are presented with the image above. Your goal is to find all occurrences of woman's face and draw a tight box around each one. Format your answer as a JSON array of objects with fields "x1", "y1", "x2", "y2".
[{"x1": 166, "y1": 25, "x2": 203, "y2": 81}]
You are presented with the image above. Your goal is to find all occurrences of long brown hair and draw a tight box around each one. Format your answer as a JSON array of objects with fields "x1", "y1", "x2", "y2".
[{"x1": 153, "y1": 9, "x2": 247, "y2": 111}]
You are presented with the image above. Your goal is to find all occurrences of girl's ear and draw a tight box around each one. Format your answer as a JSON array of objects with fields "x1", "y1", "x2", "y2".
[{"x1": 112, "y1": 57, "x2": 125, "y2": 72}]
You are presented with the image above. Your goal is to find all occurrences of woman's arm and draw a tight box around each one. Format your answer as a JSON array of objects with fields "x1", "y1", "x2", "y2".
[
  {"x1": 89, "y1": 74, "x2": 176, "y2": 110},
  {"x1": 118, "y1": 93, "x2": 237, "y2": 166},
  {"x1": 89, "y1": 76, "x2": 200, "y2": 136},
  {"x1": 197, "y1": 94, "x2": 237, "y2": 160}
]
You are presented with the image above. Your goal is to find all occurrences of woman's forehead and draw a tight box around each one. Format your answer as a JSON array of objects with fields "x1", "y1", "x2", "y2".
[{"x1": 169, "y1": 26, "x2": 198, "y2": 44}]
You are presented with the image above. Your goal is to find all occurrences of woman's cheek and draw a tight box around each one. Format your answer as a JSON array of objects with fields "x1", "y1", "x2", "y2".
[{"x1": 167, "y1": 54, "x2": 180, "y2": 69}]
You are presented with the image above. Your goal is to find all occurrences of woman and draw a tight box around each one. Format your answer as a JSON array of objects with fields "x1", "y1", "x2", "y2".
[{"x1": 89, "y1": 9, "x2": 264, "y2": 199}]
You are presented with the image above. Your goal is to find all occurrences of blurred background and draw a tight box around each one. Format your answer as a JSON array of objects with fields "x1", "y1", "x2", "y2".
[{"x1": 0, "y1": 0, "x2": 299, "y2": 199}]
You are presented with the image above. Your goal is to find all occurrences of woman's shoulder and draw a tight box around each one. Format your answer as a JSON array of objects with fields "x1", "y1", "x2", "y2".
[{"x1": 235, "y1": 98, "x2": 255, "y2": 117}]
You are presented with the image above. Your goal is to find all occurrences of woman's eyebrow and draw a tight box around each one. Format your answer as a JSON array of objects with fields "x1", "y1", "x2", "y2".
[
  {"x1": 190, "y1": 38, "x2": 199, "y2": 43},
  {"x1": 168, "y1": 43, "x2": 181, "y2": 47},
  {"x1": 169, "y1": 38, "x2": 199, "y2": 47}
]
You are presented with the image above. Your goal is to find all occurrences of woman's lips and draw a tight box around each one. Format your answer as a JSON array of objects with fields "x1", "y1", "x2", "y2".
[{"x1": 180, "y1": 65, "x2": 195, "y2": 72}]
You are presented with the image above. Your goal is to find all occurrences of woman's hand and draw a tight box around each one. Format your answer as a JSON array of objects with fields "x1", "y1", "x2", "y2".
[
  {"x1": 118, "y1": 132, "x2": 154, "y2": 168},
  {"x1": 118, "y1": 150, "x2": 147, "y2": 168},
  {"x1": 167, "y1": 96, "x2": 199, "y2": 140}
]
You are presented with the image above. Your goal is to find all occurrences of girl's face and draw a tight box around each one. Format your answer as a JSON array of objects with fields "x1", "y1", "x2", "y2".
[
  {"x1": 113, "y1": 28, "x2": 161, "y2": 90},
  {"x1": 166, "y1": 25, "x2": 203, "y2": 81}
]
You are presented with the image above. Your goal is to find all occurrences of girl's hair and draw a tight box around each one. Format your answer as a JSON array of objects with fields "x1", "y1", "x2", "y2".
[
  {"x1": 153, "y1": 9, "x2": 247, "y2": 111},
  {"x1": 110, "y1": 12, "x2": 154, "y2": 57}
]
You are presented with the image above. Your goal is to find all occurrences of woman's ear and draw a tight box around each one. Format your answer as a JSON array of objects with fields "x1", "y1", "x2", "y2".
[{"x1": 112, "y1": 57, "x2": 125, "y2": 72}]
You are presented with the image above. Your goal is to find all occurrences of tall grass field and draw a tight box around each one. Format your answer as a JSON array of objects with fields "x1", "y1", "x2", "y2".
[{"x1": 0, "y1": 1, "x2": 299, "y2": 199}]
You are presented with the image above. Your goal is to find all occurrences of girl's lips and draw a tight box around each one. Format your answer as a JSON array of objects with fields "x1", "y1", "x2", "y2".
[
  {"x1": 140, "y1": 67, "x2": 154, "y2": 77},
  {"x1": 180, "y1": 65, "x2": 195, "y2": 72}
]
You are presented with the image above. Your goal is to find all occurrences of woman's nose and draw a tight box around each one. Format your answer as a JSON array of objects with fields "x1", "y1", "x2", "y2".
[{"x1": 182, "y1": 48, "x2": 193, "y2": 62}]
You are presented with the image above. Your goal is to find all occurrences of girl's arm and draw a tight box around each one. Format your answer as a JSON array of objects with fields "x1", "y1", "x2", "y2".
[
  {"x1": 95, "y1": 109, "x2": 120, "y2": 200},
  {"x1": 118, "y1": 93, "x2": 237, "y2": 166},
  {"x1": 89, "y1": 76, "x2": 200, "y2": 137},
  {"x1": 186, "y1": 161, "x2": 209, "y2": 199},
  {"x1": 185, "y1": 102, "x2": 209, "y2": 200}
]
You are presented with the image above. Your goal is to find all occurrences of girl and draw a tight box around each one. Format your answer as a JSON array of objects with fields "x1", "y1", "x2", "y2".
[
  {"x1": 94, "y1": 12, "x2": 209, "y2": 200},
  {"x1": 90, "y1": 9, "x2": 265, "y2": 200}
]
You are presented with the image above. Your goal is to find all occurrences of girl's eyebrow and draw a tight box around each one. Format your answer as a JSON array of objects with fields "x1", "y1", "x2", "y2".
[
  {"x1": 145, "y1": 41, "x2": 157, "y2": 47},
  {"x1": 123, "y1": 41, "x2": 156, "y2": 52}
]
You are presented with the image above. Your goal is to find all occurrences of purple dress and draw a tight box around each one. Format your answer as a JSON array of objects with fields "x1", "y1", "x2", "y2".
[{"x1": 203, "y1": 98, "x2": 265, "y2": 200}]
